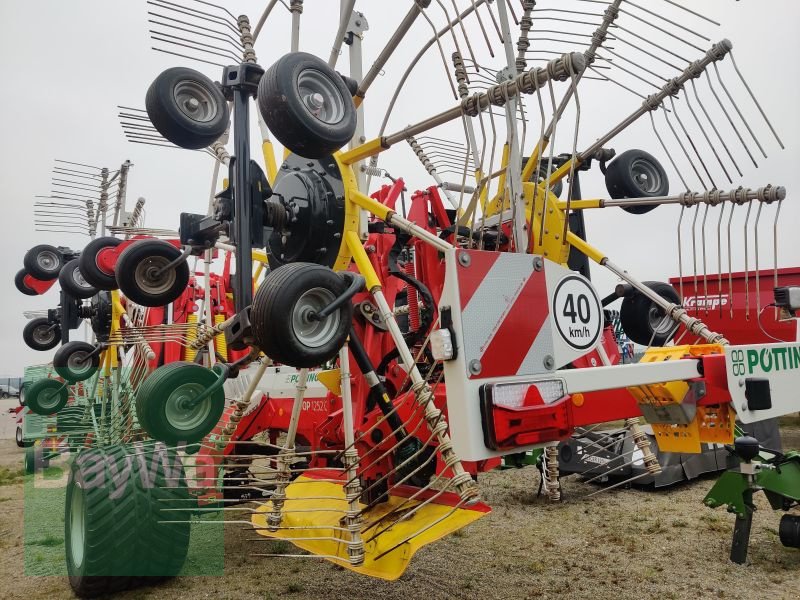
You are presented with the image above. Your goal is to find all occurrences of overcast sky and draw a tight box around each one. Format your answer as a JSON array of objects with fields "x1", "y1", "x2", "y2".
[{"x1": 0, "y1": 0, "x2": 798, "y2": 375}]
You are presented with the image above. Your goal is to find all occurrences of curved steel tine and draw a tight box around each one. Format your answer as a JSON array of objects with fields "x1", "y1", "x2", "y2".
[
  {"x1": 713, "y1": 62, "x2": 766, "y2": 159},
  {"x1": 729, "y1": 51, "x2": 784, "y2": 149},
  {"x1": 677, "y1": 206, "x2": 685, "y2": 305},
  {"x1": 754, "y1": 201, "x2": 764, "y2": 319},
  {"x1": 684, "y1": 82, "x2": 731, "y2": 185},
  {"x1": 743, "y1": 198, "x2": 754, "y2": 320},
  {"x1": 701, "y1": 205, "x2": 710, "y2": 315},
  {"x1": 689, "y1": 79, "x2": 741, "y2": 178},
  {"x1": 538, "y1": 77, "x2": 560, "y2": 249},
  {"x1": 727, "y1": 203, "x2": 736, "y2": 319},
  {"x1": 663, "y1": 107, "x2": 706, "y2": 189},
  {"x1": 691, "y1": 204, "x2": 700, "y2": 315},
  {"x1": 716, "y1": 203, "x2": 726, "y2": 318},
  {"x1": 467, "y1": 0, "x2": 494, "y2": 57},
  {"x1": 706, "y1": 69, "x2": 758, "y2": 168},
  {"x1": 478, "y1": 103, "x2": 499, "y2": 251},
  {"x1": 618, "y1": 4, "x2": 705, "y2": 52},
  {"x1": 483, "y1": 0, "x2": 503, "y2": 41},
  {"x1": 561, "y1": 58, "x2": 582, "y2": 247},
  {"x1": 527, "y1": 69, "x2": 548, "y2": 254},
  {"x1": 626, "y1": 0, "x2": 711, "y2": 40},
  {"x1": 773, "y1": 199, "x2": 783, "y2": 320},
  {"x1": 446, "y1": 0, "x2": 478, "y2": 69},
  {"x1": 669, "y1": 96, "x2": 715, "y2": 189}
]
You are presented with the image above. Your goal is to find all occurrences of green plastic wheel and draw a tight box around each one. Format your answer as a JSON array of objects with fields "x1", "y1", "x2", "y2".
[
  {"x1": 26, "y1": 379, "x2": 69, "y2": 415},
  {"x1": 135, "y1": 363, "x2": 225, "y2": 445}
]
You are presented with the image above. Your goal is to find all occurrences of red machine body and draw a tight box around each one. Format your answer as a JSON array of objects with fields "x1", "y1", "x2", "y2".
[{"x1": 670, "y1": 267, "x2": 800, "y2": 344}]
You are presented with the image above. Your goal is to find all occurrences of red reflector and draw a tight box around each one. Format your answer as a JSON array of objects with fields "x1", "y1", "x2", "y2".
[{"x1": 480, "y1": 384, "x2": 573, "y2": 451}]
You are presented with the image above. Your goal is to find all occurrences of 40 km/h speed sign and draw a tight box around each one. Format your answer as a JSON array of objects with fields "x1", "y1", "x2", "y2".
[{"x1": 552, "y1": 275, "x2": 602, "y2": 351}]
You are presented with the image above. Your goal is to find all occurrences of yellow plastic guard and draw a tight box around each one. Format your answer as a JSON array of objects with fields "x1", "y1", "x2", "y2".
[
  {"x1": 251, "y1": 473, "x2": 490, "y2": 580},
  {"x1": 629, "y1": 344, "x2": 731, "y2": 453},
  {"x1": 316, "y1": 369, "x2": 341, "y2": 396}
]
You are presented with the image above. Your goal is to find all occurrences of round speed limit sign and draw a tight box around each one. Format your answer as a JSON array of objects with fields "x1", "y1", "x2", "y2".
[{"x1": 552, "y1": 275, "x2": 602, "y2": 351}]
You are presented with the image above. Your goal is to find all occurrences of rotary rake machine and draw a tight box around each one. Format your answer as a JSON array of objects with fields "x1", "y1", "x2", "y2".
[{"x1": 21, "y1": 0, "x2": 800, "y2": 595}]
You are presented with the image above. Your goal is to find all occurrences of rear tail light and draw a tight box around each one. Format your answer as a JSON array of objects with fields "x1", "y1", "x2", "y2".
[{"x1": 480, "y1": 380, "x2": 573, "y2": 451}]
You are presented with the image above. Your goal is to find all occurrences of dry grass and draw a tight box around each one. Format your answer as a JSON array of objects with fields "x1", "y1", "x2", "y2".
[{"x1": 0, "y1": 428, "x2": 796, "y2": 599}]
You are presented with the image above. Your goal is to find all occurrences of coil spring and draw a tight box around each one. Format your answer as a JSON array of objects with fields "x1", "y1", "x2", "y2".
[
  {"x1": 214, "y1": 313, "x2": 229, "y2": 362},
  {"x1": 405, "y1": 259, "x2": 420, "y2": 332},
  {"x1": 184, "y1": 313, "x2": 199, "y2": 362}
]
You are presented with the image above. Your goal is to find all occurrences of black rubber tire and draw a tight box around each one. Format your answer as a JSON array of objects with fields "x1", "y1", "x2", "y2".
[
  {"x1": 65, "y1": 444, "x2": 191, "y2": 597},
  {"x1": 79, "y1": 237, "x2": 122, "y2": 290},
  {"x1": 15, "y1": 269, "x2": 38, "y2": 296},
  {"x1": 23, "y1": 244, "x2": 64, "y2": 280},
  {"x1": 619, "y1": 281, "x2": 681, "y2": 346},
  {"x1": 604, "y1": 149, "x2": 669, "y2": 214},
  {"x1": 15, "y1": 426, "x2": 25, "y2": 448},
  {"x1": 59, "y1": 258, "x2": 98, "y2": 299},
  {"x1": 23, "y1": 317, "x2": 61, "y2": 351},
  {"x1": 135, "y1": 362, "x2": 225, "y2": 445},
  {"x1": 54, "y1": 342, "x2": 100, "y2": 382},
  {"x1": 779, "y1": 514, "x2": 800, "y2": 549},
  {"x1": 251, "y1": 263, "x2": 352, "y2": 367},
  {"x1": 25, "y1": 379, "x2": 69, "y2": 415},
  {"x1": 115, "y1": 240, "x2": 190, "y2": 307},
  {"x1": 146, "y1": 67, "x2": 229, "y2": 150},
  {"x1": 258, "y1": 52, "x2": 357, "y2": 158}
]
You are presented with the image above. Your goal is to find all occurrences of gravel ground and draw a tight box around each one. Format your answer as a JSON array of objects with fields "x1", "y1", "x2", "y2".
[{"x1": 0, "y1": 426, "x2": 797, "y2": 600}]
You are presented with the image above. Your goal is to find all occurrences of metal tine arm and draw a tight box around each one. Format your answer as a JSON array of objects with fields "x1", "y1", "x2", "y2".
[
  {"x1": 521, "y1": 0, "x2": 621, "y2": 181},
  {"x1": 602, "y1": 185, "x2": 785, "y2": 210},
  {"x1": 564, "y1": 40, "x2": 734, "y2": 175},
  {"x1": 375, "y1": 52, "x2": 585, "y2": 151},
  {"x1": 147, "y1": 0, "x2": 239, "y2": 37},
  {"x1": 354, "y1": 0, "x2": 430, "y2": 103}
]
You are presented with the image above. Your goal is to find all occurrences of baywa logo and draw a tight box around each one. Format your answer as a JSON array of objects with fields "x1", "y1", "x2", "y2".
[
  {"x1": 731, "y1": 345, "x2": 800, "y2": 376},
  {"x1": 27, "y1": 442, "x2": 195, "y2": 491}
]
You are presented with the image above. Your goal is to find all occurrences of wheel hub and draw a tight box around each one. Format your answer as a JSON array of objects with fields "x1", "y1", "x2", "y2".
[
  {"x1": 38, "y1": 251, "x2": 58, "y2": 270},
  {"x1": 298, "y1": 68, "x2": 345, "y2": 124},
  {"x1": 165, "y1": 382, "x2": 212, "y2": 430},
  {"x1": 174, "y1": 80, "x2": 218, "y2": 123},
  {"x1": 33, "y1": 326, "x2": 55, "y2": 345},
  {"x1": 73, "y1": 267, "x2": 91, "y2": 289},
  {"x1": 268, "y1": 154, "x2": 346, "y2": 269},
  {"x1": 135, "y1": 256, "x2": 176, "y2": 294},
  {"x1": 291, "y1": 287, "x2": 339, "y2": 348}
]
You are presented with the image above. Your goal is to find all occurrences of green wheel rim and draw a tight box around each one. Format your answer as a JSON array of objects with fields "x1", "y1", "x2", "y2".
[
  {"x1": 164, "y1": 382, "x2": 214, "y2": 431},
  {"x1": 37, "y1": 387, "x2": 62, "y2": 411},
  {"x1": 69, "y1": 482, "x2": 85, "y2": 569}
]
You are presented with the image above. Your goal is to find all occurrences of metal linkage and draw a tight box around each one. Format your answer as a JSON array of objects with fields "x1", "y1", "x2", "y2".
[
  {"x1": 603, "y1": 184, "x2": 786, "y2": 209},
  {"x1": 379, "y1": 52, "x2": 585, "y2": 150}
]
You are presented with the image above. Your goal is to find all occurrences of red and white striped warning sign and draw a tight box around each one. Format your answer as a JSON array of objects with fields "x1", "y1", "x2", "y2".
[{"x1": 456, "y1": 250, "x2": 551, "y2": 379}]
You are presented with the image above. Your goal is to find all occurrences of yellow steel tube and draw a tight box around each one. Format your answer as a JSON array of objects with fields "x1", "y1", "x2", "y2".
[{"x1": 346, "y1": 231, "x2": 382, "y2": 291}]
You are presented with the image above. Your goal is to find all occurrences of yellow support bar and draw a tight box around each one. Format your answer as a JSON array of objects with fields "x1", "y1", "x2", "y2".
[
  {"x1": 346, "y1": 231, "x2": 381, "y2": 291},
  {"x1": 262, "y1": 140, "x2": 278, "y2": 183},
  {"x1": 339, "y1": 137, "x2": 385, "y2": 165},
  {"x1": 565, "y1": 231, "x2": 606, "y2": 265},
  {"x1": 521, "y1": 139, "x2": 547, "y2": 182},
  {"x1": 351, "y1": 190, "x2": 392, "y2": 221},
  {"x1": 484, "y1": 145, "x2": 511, "y2": 217},
  {"x1": 556, "y1": 199, "x2": 602, "y2": 211}
]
